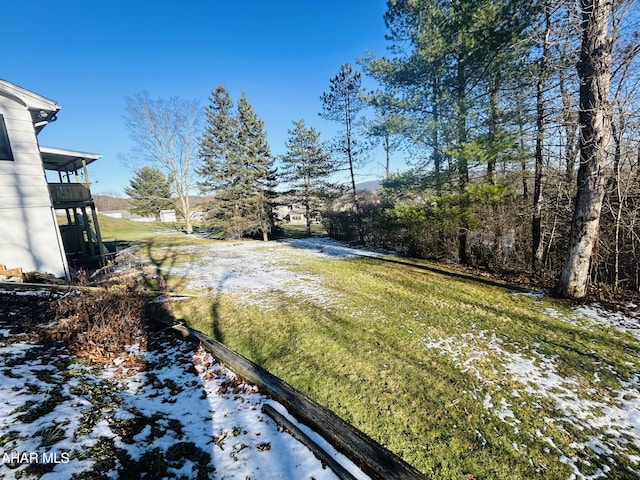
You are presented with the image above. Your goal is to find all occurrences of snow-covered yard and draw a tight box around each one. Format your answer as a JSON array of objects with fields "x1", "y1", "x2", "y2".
[
  {"x1": 162, "y1": 237, "x2": 383, "y2": 308},
  {"x1": 0, "y1": 292, "x2": 368, "y2": 479}
]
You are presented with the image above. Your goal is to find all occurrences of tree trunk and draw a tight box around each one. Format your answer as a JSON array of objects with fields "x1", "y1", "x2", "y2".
[
  {"x1": 456, "y1": 62, "x2": 469, "y2": 189},
  {"x1": 559, "y1": 6, "x2": 580, "y2": 183},
  {"x1": 183, "y1": 196, "x2": 193, "y2": 235},
  {"x1": 560, "y1": 69, "x2": 579, "y2": 182},
  {"x1": 384, "y1": 132, "x2": 391, "y2": 180},
  {"x1": 345, "y1": 100, "x2": 363, "y2": 244},
  {"x1": 305, "y1": 202, "x2": 312, "y2": 237},
  {"x1": 456, "y1": 60, "x2": 469, "y2": 265},
  {"x1": 432, "y1": 77, "x2": 443, "y2": 196},
  {"x1": 518, "y1": 118, "x2": 528, "y2": 200},
  {"x1": 556, "y1": 0, "x2": 612, "y2": 299},
  {"x1": 611, "y1": 122, "x2": 622, "y2": 289},
  {"x1": 260, "y1": 192, "x2": 270, "y2": 242},
  {"x1": 487, "y1": 76, "x2": 500, "y2": 185},
  {"x1": 532, "y1": 4, "x2": 551, "y2": 277},
  {"x1": 172, "y1": 169, "x2": 193, "y2": 235}
]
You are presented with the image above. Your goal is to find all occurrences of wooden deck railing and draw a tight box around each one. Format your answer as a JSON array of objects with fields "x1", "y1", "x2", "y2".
[{"x1": 48, "y1": 183, "x2": 92, "y2": 205}]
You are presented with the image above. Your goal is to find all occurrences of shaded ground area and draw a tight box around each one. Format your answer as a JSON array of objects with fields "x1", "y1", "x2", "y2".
[{"x1": 0, "y1": 291, "x2": 366, "y2": 480}]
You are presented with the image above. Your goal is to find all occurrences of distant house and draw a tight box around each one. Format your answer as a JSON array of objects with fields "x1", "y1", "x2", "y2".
[
  {"x1": 274, "y1": 201, "x2": 323, "y2": 226},
  {"x1": 159, "y1": 209, "x2": 177, "y2": 223},
  {"x1": 274, "y1": 204, "x2": 305, "y2": 225},
  {"x1": 0, "y1": 79, "x2": 105, "y2": 280},
  {"x1": 285, "y1": 206, "x2": 307, "y2": 225}
]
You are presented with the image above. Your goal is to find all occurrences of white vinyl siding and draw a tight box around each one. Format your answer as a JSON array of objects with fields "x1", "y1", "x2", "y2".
[
  {"x1": 0, "y1": 92, "x2": 68, "y2": 278},
  {"x1": 0, "y1": 114, "x2": 13, "y2": 161}
]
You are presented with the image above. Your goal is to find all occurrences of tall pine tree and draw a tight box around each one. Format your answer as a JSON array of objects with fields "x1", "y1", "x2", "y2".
[
  {"x1": 320, "y1": 63, "x2": 367, "y2": 242},
  {"x1": 236, "y1": 93, "x2": 276, "y2": 241},
  {"x1": 280, "y1": 119, "x2": 333, "y2": 236},
  {"x1": 198, "y1": 87, "x2": 275, "y2": 240},
  {"x1": 197, "y1": 85, "x2": 237, "y2": 194},
  {"x1": 366, "y1": 0, "x2": 541, "y2": 264}
]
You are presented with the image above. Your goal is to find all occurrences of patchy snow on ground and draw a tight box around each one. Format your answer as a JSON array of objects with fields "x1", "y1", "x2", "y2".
[
  {"x1": 573, "y1": 303, "x2": 640, "y2": 343},
  {"x1": 160, "y1": 238, "x2": 383, "y2": 309},
  {"x1": 0, "y1": 320, "x2": 368, "y2": 480},
  {"x1": 150, "y1": 236, "x2": 640, "y2": 478},
  {"x1": 7, "y1": 236, "x2": 638, "y2": 479},
  {"x1": 419, "y1": 302, "x2": 640, "y2": 479},
  {"x1": 280, "y1": 237, "x2": 387, "y2": 259}
]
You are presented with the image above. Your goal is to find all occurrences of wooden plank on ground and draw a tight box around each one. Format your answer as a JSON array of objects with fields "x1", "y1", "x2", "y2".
[
  {"x1": 0, "y1": 282, "x2": 195, "y2": 298},
  {"x1": 262, "y1": 403, "x2": 358, "y2": 480},
  {"x1": 165, "y1": 320, "x2": 427, "y2": 480},
  {"x1": 0, "y1": 265, "x2": 23, "y2": 278}
]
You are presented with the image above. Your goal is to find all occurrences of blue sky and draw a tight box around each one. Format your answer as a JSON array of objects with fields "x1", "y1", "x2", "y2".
[{"x1": 4, "y1": 1, "x2": 393, "y2": 195}]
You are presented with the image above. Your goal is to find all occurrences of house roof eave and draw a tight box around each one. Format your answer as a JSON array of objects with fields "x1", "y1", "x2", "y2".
[
  {"x1": 0, "y1": 79, "x2": 61, "y2": 133},
  {"x1": 39, "y1": 146, "x2": 101, "y2": 173}
]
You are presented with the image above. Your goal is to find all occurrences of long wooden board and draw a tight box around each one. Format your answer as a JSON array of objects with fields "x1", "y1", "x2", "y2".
[
  {"x1": 165, "y1": 320, "x2": 427, "y2": 480},
  {"x1": 261, "y1": 403, "x2": 358, "y2": 480},
  {"x1": 0, "y1": 283, "x2": 427, "y2": 478}
]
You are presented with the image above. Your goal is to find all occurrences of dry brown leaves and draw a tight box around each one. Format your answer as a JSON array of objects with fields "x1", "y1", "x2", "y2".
[{"x1": 39, "y1": 280, "x2": 157, "y2": 368}]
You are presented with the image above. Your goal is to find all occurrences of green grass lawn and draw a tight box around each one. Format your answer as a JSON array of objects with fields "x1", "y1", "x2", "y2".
[
  {"x1": 97, "y1": 215, "x2": 210, "y2": 247},
  {"x1": 174, "y1": 257, "x2": 640, "y2": 479},
  {"x1": 101, "y1": 219, "x2": 640, "y2": 479}
]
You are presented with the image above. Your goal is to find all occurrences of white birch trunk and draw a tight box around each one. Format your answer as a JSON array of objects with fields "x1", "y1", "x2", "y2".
[{"x1": 557, "y1": 0, "x2": 612, "y2": 298}]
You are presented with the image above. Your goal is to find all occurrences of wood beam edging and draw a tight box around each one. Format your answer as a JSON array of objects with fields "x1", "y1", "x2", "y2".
[
  {"x1": 261, "y1": 403, "x2": 358, "y2": 480},
  {"x1": 0, "y1": 283, "x2": 426, "y2": 479},
  {"x1": 163, "y1": 320, "x2": 427, "y2": 480}
]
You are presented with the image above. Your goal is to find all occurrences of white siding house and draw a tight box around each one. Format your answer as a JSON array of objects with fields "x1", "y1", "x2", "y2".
[{"x1": 0, "y1": 79, "x2": 104, "y2": 280}]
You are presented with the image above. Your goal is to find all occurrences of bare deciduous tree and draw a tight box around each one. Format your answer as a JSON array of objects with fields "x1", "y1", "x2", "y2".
[
  {"x1": 532, "y1": 2, "x2": 552, "y2": 277},
  {"x1": 124, "y1": 92, "x2": 201, "y2": 234}
]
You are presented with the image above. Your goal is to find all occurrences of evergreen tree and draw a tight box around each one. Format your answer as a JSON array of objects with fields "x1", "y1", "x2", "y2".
[
  {"x1": 280, "y1": 119, "x2": 333, "y2": 236},
  {"x1": 197, "y1": 85, "x2": 237, "y2": 193},
  {"x1": 236, "y1": 93, "x2": 276, "y2": 241},
  {"x1": 365, "y1": 0, "x2": 541, "y2": 264},
  {"x1": 320, "y1": 63, "x2": 367, "y2": 242},
  {"x1": 124, "y1": 166, "x2": 174, "y2": 219},
  {"x1": 198, "y1": 88, "x2": 275, "y2": 240},
  {"x1": 363, "y1": 95, "x2": 410, "y2": 181}
]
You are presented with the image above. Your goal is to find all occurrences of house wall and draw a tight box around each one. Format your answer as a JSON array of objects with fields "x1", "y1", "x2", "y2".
[
  {"x1": 159, "y1": 209, "x2": 177, "y2": 223},
  {"x1": 0, "y1": 94, "x2": 68, "y2": 278},
  {"x1": 288, "y1": 212, "x2": 306, "y2": 225}
]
